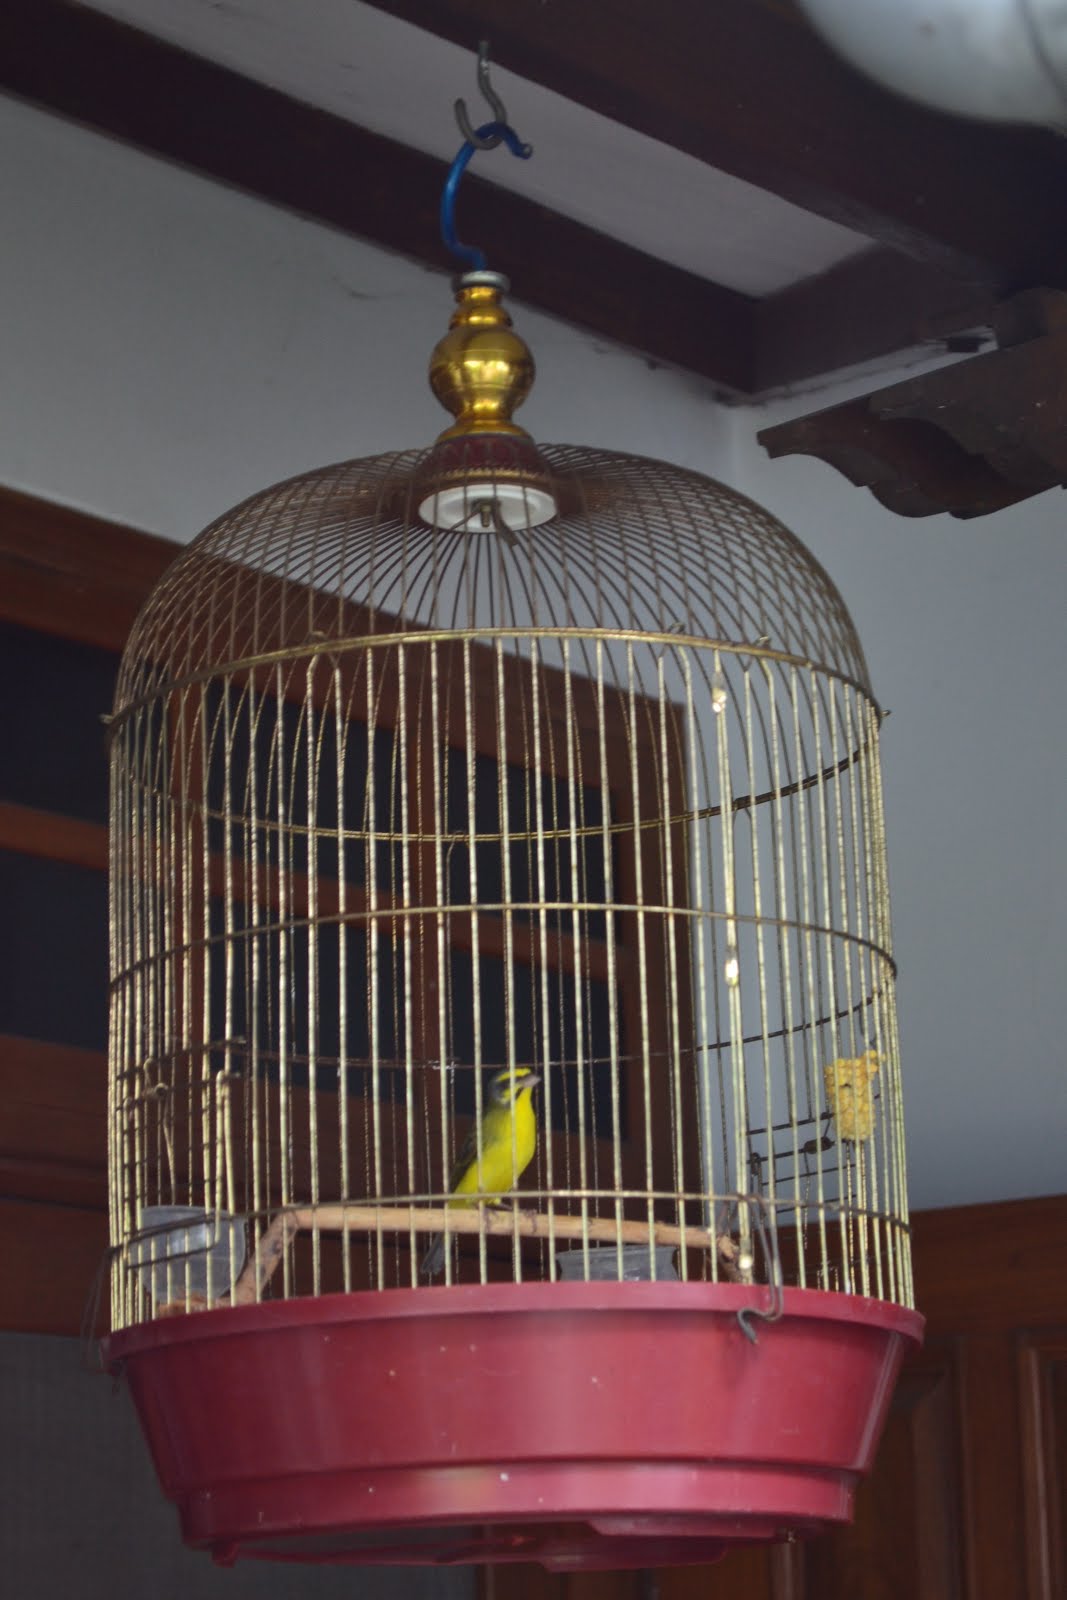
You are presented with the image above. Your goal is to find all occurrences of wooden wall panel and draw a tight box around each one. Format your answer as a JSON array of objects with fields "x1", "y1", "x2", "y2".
[
  {"x1": 659, "y1": 1544, "x2": 775, "y2": 1599},
  {"x1": 483, "y1": 1566, "x2": 642, "y2": 1600},
  {"x1": 1019, "y1": 1330, "x2": 1067, "y2": 1600},
  {"x1": 0, "y1": 485, "x2": 176, "y2": 648},
  {"x1": 959, "y1": 1333, "x2": 1028, "y2": 1600},
  {"x1": 0, "y1": 1198, "x2": 109, "y2": 1337},
  {"x1": 802, "y1": 1342, "x2": 963, "y2": 1598},
  {"x1": 0, "y1": 1036, "x2": 108, "y2": 1210},
  {"x1": 912, "y1": 1193, "x2": 1067, "y2": 1334}
]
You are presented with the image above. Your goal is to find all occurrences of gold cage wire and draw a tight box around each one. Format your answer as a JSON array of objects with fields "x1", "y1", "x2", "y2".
[{"x1": 107, "y1": 439, "x2": 911, "y2": 1328}]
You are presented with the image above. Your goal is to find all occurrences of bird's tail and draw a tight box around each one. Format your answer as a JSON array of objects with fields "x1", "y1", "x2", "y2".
[{"x1": 420, "y1": 1234, "x2": 445, "y2": 1277}]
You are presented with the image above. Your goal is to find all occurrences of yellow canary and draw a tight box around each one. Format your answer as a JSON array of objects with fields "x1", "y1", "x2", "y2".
[{"x1": 421, "y1": 1065, "x2": 541, "y2": 1276}]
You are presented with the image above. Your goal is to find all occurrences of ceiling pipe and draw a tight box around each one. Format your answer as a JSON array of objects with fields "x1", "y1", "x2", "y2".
[{"x1": 795, "y1": 0, "x2": 1067, "y2": 126}]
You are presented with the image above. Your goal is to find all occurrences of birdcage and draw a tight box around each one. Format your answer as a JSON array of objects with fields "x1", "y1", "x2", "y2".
[{"x1": 103, "y1": 60, "x2": 921, "y2": 1565}]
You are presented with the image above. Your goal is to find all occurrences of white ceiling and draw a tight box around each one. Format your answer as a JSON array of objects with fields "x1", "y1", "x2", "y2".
[{"x1": 78, "y1": 0, "x2": 871, "y2": 295}]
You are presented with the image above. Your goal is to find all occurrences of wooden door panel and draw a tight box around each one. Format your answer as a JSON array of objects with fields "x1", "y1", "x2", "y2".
[
  {"x1": 1019, "y1": 1329, "x2": 1067, "y2": 1600},
  {"x1": 958, "y1": 1333, "x2": 1029, "y2": 1600},
  {"x1": 659, "y1": 1544, "x2": 776, "y2": 1599},
  {"x1": 801, "y1": 1342, "x2": 964, "y2": 1599}
]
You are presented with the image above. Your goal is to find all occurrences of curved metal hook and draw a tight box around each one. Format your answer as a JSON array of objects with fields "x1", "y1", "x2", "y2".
[
  {"x1": 734, "y1": 1193, "x2": 785, "y2": 1346},
  {"x1": 440, "y1": 118, "x2": 532, "y2": 271},
  {"x1": 454, "y1": 40, "x2": 509, "y2": 151}
]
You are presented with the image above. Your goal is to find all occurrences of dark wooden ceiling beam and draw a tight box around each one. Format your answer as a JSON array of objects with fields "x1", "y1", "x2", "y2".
[
  {"x1": 0, "y1": 0, "x2": 756, "y2": 393},
  {"x1": 5, "y1": 3, "x2": 1056, "y2": 394},
  {"x1": 365, "y1": 0, "x2": 1067, "y2": 292},
  {"x1": 754, "y1": 249, "x2": 998, "y2": 394}
]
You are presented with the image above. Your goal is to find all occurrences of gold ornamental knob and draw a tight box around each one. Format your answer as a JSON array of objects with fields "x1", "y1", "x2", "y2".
[{"x1": 429, "y1": 272, "x2": 534, "y2": 441}]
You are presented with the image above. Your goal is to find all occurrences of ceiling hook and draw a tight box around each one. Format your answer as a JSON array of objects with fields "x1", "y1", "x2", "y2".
[
  {"x1": 454, "y1": 40, "x2": 508, "y2": 151},
  {"x1": 441, "y1": 41, "x2": 533, "y2": 271}
]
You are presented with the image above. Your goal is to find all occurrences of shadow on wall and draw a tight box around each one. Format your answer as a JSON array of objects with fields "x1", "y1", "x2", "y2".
[{"x1": 0, "y1": 1331, "x2": 475, "y2": 1600}]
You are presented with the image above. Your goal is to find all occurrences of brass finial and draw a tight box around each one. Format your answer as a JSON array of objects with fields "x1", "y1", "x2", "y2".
[{"x1": 429, "y1": 271, "x2": 534, "y2": 442}]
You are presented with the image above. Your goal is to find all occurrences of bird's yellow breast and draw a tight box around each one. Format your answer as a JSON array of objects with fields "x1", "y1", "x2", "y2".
[{"x1": 450, "y1": 1086, "x2": 537, "y2": 1204}]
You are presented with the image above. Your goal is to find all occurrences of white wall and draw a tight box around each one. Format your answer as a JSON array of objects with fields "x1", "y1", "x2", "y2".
[
  {"x1": 0, "y1": 95, "x2": 731, "y2": 541},
  {"x1": 4, "y1": 91, "x2": 1064, "y2": 1213},
  {"x1": 735, "y1": 388, "x2": 1067, "y2": 1210}
]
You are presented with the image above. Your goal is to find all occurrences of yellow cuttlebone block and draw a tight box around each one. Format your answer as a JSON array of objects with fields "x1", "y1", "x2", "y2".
[{"x1": 823, "y1": 1050, "x2": 880, "y2": 1141}]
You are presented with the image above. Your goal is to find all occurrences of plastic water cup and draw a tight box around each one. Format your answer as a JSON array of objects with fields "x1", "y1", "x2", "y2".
[
  {"x1": 556, "y1": 1242, "x2": 678, "y2": 1281},
  {"x1": 131, "y1": 1205, "x2": 246, "y2": 1307}
]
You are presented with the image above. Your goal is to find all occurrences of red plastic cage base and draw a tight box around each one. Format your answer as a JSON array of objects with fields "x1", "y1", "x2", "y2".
[{"x1": 105, "y1": 1281, "x2": 922, "y2": 1570}]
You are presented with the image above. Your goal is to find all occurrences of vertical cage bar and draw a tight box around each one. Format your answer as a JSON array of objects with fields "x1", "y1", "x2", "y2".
[
  {"x1": 625, "y1": 641, "x2": 656, "y2": 1270},
  {"x1": 397, "y1": 641, "x2": 417, "y2": 1283},
  {"x1": 365, "y1": 647, "x2": 384, "y2": 1286},
  {"x1": 332, "y1": 663, "x2": 352, "y2": 1293},
  {"x1": 656, "y1": 649, "x2": 686, "y2": 1277},
  {"x1": 596, "y1": 638, "x2": 624, "y2": 1278},
  {"x1": 304, "y1": 665, "x2": 322, "y2": 1296},
  {"x1": 272, "y1": 662, "x2": 293, "y2": 1298},
  {"x1": 462, "y1": 635, "x2": 487, "y2": 1283}
]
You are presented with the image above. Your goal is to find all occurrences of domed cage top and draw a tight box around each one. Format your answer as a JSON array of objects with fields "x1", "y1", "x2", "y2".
[{"x1": 107, "y1": 438, "x2": 911, "y2": 1329}]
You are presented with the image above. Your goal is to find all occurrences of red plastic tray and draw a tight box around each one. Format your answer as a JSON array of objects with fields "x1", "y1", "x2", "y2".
[{"x1": 106, "y1": 1280, "x2": 922, "y2": 1570}]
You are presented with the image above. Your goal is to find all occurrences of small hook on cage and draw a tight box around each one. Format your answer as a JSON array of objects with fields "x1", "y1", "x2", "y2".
[
  {"x1": 477, "y1": 496, "x2": 518, "y2": 547},
  {"x1": 736, "y1": 1193, "x2": 784, "y2": 1346},
  {"x1": 653, "y1": 619, "x2": 686, "y2": 662},
  {"x1": 442, "y1": 41, "x2": 532, "y2": 270}
]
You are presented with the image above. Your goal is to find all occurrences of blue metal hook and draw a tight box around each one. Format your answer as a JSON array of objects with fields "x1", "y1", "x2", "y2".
[
  {"x1": 440, "y1": 121, "x2": 532, "y2": 270},
  {"x1": 440, "y1": 44, "x2": 533, "y2": 270}
]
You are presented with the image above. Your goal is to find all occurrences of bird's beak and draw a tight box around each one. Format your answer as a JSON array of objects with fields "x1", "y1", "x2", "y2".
[{"x1": 523, "y1": 1072, "x2": 542, "y2": 1090}]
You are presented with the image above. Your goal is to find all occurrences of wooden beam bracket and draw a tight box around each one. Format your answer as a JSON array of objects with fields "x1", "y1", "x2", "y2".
[{"x1": 757, "y1": 289, "x2": 1067, "y2": 518}]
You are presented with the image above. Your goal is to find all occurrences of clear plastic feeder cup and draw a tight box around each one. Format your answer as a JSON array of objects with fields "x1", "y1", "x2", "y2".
[
  {"x1": 556, "y1": 1243, "x2": 678, "y2": 1282},
  {"x1": 132, "y1": 1206, "x2": 246, "y2": 1309}
]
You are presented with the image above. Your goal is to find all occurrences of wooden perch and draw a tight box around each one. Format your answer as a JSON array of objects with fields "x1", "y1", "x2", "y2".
[{"x1": 232, "y1": 1204, "x2": 744, "y2": 1304}]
